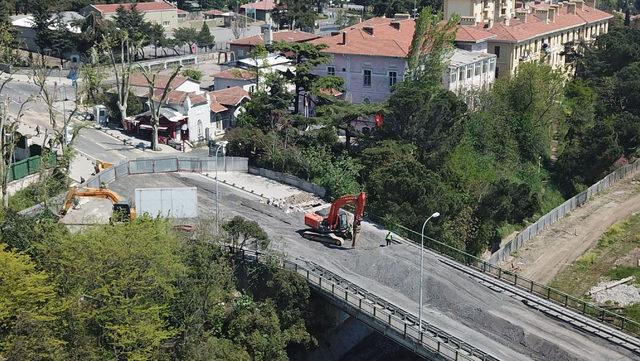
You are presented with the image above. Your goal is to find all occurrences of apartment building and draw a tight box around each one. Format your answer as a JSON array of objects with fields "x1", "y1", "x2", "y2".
[
  {"x1": 81, "y1": 1, "x2": 181, "y2": 29},
  {"x1": 448, "y1": 0, "x2": 613, "y2": 77},
  {"x1": 310, "y1": 17, "x2": 496, "y2": 104}
]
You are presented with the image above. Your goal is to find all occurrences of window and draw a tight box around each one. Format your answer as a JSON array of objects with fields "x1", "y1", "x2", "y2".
[
  {"x1": 466, "y1": 66, "x2": 472, "y2": 79},
  {"x1": 163, "y1": 21, "x2": 170, "y2": 26},
  {"x1": 459, "y1": 68, "x2": 464, "y2": 81},
  {"x1": 482, "y1": 60, "x2": 488, "y2": 74},
  {"x1": 475, "y1": 63, "x2": 481, "y2": 76},
  {"x1": 327, "y1": 66, "x2": 335, "y2": 76},
  {"x1": 494, "y1": 45, "x2": 501, "y2": 58},
  {"x1": 489, "y1": 58, "x2": 496, "y2": 72},
  {"x1": 495, "y1": 66, "x2": 500, "y2": 78},
  {"x1": 450, "y1": 71, "x2": 456, "y2": 84},
  {"x1": 363, "y1": 69, "x2": 372, "y2": 86},
  {"x1": 388, "y1": 71, "x2": 397, "y2": 87}
]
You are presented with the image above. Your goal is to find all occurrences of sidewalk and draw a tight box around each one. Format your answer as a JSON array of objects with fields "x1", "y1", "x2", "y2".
[{"x1": 97, "y1": 125, "x2": 185, "y2": 154}]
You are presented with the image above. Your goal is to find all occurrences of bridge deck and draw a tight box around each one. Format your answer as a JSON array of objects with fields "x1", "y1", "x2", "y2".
[{"x1": 108, "y1": 171, "x2": 639, "y2": 361}]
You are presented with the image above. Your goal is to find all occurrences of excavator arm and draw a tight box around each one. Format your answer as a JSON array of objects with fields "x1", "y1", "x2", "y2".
[{"x1": 62, "y1": 187, "x2": 127, "y2": 214}]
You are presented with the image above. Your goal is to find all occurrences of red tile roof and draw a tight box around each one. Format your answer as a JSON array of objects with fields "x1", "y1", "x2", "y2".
[
  {"x1": 89, "y1": 2, "x2": 178, "y2": 14},
  {"x1": 152, "y1": 90, "x2": 208, "y2": 106},
  {"x1": 460, "y1": 3, "x2": 612, "y2": 43},
  {"x1": 230, "y1": 30, "x2": 321, "y2": 46},
  {"x1": 209, "y1": 86, "x2": 250, "y2": 106},
  {"x1": 456, "y1": 26, "x2": 497, "y2": 43},
  {"x1": 241, "y1": 0, "x2": 276, "y2": 11},
  {"x1": 212, "y1": 68, "x2": 255, "y2": 80},
  {"x1": 130, "y1": 73, "x2": 192, "y2": 90},
  {"x1": 310, "y1": 17, "x2": 416, "y2": 58},
  {"x1": 210, "y1": 102, "x2": 228, "y2": 113}
]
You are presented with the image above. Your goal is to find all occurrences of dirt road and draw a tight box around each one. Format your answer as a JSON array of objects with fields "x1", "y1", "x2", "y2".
[{"x1": 501, "y1": 176, "x2": 640, "y2": 284}]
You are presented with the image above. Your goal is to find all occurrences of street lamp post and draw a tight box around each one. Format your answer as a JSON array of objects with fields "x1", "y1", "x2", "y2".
[
  {"x1": 214, "y1": 141, "x2": 228, "y2": 233},
  {"x1": 418, "y1": 211, "x2": 440, "y2": 330}
]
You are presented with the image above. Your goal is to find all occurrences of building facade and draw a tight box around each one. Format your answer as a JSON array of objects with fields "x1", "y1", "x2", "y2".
[
  {"x1": 448, "y1": 0, "x2": 613, "y2": 77},
  {"x1": 240, "y1": 0, "x2": 276, "y2": 22},
  {"x1": 310, "y1": 17, "x2": 496, "y2": 104},
  {"x1": 81, "y1": 1, "x2": 181, "y2": 29}
]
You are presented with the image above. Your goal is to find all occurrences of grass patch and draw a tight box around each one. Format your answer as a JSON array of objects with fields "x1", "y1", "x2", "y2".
[
  {"x1": 549, "y1": 213, "x2": 640, "y2": 325},
  {"x1": 0, "y1": 172, "x2": 67, "y2": 221}
]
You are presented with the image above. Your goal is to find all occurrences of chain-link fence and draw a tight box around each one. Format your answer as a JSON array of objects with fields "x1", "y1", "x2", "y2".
[{"x1": 488, "y1": 159, "x2": 640, "y2": 265}]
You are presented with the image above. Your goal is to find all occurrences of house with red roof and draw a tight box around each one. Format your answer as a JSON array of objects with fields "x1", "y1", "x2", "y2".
[
  {"x1": 447, "y1": 0, "x2": 613, "y2": 77},
  {"x1": 81, "y1": 1, "x2": 182, "y2": 29},
  {"x1": 310, "y1": 15, "x2": 496, "y2": 104},
  {"x1": 240, "y1": 0, "x2": 276, "y2": 22},
  {"x1": 123, "y1": 74, "x2": 250, "y2": 144},
  {"x1": 230, "y1": 27, "x2": 320, "y2": 59}
]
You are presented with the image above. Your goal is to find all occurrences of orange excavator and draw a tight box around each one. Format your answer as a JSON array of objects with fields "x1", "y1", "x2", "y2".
[
  {"x1": 62, "y1": 186, "x2": 137, "y2": 222},
  {"x1": 303, "y1": 192, "x2": 366, "y2": 247}
]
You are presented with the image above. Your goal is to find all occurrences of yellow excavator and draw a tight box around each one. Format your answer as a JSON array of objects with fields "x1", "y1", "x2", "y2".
[
  {"x1": 94, "y1": 160, "x2": 113, "y2": 174},
  {"x1": 62, "y1": 186, "x2": 136, "y2": 222}
]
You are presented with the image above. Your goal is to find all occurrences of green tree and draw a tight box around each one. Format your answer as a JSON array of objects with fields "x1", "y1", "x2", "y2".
[
  {"x1": 223, "y1": 216, "x2": 269, "y2": 250},
  {"x1": 273, "y1": 41, "x2": 330, "y2": 114},
  {"x1": 197, "y1": 22, "x2": 215, "y2": 50},
  {"x1": 148, "y1": 23, "x2": 165, "y2": 58},
  {"x1": 49, "y1": 220, "x2": 186, "y2": 360},
  {"x1": 273, "y1": 0, "x2": 316, "y2": 30},
  {"x1": 114, "y1": 4, "x2": 150, "y2": 45},
  {"x1": 174, "y1": 27, "x2": 199, "y2": 54},
  {"x1": 182, "y1": 68, "x2": 203, "y2": 81},
  {"x1": 0, "y1": 244, "x2": 65, "y2": 360}
]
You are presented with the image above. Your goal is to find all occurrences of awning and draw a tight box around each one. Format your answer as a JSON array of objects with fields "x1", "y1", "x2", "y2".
[{"x1": 139, "y1": 125, "x2": 169, "y2": 130}]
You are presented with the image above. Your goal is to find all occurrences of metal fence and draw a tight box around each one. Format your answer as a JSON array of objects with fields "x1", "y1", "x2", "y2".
[
  {"x1": 7, "y1": 154, "x2": 57, "y2": 182},
  {"x1": 488, "y1": 159, "x2": 640, "y2": 264},
  {"x1": 85, "y1": 156, "x2": 248, "y2": 188},
  {"x1": 230, "y1": 246, "x2": 497, "y2": 361},
  {"x1": 376, "y1": 219, "x2": 640, "y2": 339}
]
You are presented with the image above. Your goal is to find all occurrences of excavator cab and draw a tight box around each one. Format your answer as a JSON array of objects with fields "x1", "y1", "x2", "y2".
[
  {"x1": 112, "y1": 200, "x2": 136, "y2": 223},
  {"x1": 302, "y1": 192, "x2": 366, "y2": 247}
]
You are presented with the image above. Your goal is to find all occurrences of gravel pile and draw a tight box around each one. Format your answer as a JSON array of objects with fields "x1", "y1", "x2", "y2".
[{"x1": 589, "y1": 280, "x2": 640, "y2": 307}]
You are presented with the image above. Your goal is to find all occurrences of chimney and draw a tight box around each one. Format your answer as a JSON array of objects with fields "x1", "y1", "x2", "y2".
[
  {"x1": 515, "y1": 10, "x2": 528, "y2": 22},
  {"x1": 584, "y1": 0, "x2": 595, "y2": 7},
  {"x1": 390, "y1": 21, "x2": 401, "y2": 30},
  {"x1": 548, "y1": 7, "x2": 555, "y2": 22},
  {"x1": 341, "y1": 31, "x2": 347, "y2": 45},
  {"x1": 567, "y1": 2, "x2": 577, "y2": 13},
  {"x1": 261, "y1": 23, "x2": 273, "y2": 46},
  {"x1": 535, "y1": 9, "x2": 549, "y2": 22},
  {"x1": 363, "y1": 26, "x2": 374, "y2": 35},
  {"x1": 572, "y1": 0, "x2": 584, "y2": 10},
  {"x1": 460, "y1": 16, "x2": 477, "y2": 25}
]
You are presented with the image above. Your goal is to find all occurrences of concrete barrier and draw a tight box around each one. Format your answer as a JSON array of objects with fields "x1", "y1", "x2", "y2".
[{"x1": 248, "y1": 167, "x2": 327, "y2": 198}]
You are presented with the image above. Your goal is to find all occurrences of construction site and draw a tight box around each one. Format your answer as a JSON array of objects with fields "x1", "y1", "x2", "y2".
[{"x1": 50, "y1": 156, "x2": 640, "y2": 361}]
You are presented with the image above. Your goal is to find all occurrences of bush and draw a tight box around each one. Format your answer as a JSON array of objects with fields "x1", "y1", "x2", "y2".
[{"x1": 182, "y1": 68, "x2": 203, "y2": 81}]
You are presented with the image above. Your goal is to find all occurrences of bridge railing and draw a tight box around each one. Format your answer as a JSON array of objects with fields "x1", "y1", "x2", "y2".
[
  {"x1": 230, "y1": 246, "x2": 498, "y2": 361},
  {"x1": 380, "y1": 221, "x2": 640, "y2": 337}
]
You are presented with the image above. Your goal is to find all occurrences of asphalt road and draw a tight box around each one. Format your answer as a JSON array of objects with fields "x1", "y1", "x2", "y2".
[
  {"x1": 104, "y1": 171, "x2": 637, "y2": 361},
  {"x1": 74, "y1": 128, "x2": 148, "y2": 164}
]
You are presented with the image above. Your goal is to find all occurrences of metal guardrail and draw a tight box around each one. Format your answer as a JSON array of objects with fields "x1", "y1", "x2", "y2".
[
  {"x1": 229, "y1": 247, "x2": 498, "y2": 361},
  {"x1": 380, "y1": 221, "x2": 640, "y2": 341}
]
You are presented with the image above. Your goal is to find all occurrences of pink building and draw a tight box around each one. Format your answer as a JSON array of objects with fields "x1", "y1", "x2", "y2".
[{"x1": 310, "y1": 16, "x2": 496, "y2": 104}]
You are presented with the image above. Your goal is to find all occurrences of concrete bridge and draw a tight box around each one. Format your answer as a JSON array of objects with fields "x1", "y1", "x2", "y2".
[{"x1": 28, "y1": 156, "x2": 640, "y2": 360}]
